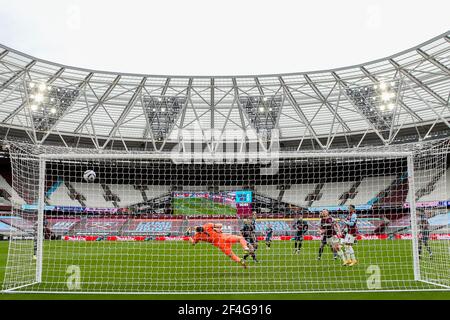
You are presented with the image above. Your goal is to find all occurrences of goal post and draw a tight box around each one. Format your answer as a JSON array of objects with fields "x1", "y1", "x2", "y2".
[
  {"x1": 2, "y1": 144, "x2": 42, "y2": 292},
  {"x1": 409, "y1": 140, "x2": 450, "y2": 289},
  {"x1": 407, "y1": 154, "x2": 421, "y2": 282},
  {"x1": 35, "y1": 156, "x2": 46, "y2": 283},
  {"x1": 2, "y1": 140, "x2": 449, "y2": 294}
]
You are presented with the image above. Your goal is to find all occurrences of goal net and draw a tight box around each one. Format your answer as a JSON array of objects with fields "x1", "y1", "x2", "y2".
[{"x1": 2, "y1": 140, "x2": 449, "y2": 293}]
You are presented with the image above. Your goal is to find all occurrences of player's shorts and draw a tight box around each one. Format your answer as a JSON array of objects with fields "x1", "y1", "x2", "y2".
[
  {"x1": 344, "y1": 233, "x2": 356, "y2": 244},
  {"x1": 245, "y1": 237, "x2": 256, "y2": 245},
  {"x1": 324, "y1": 236, "x2": 340, "y2": 246},
  {"x1": 294, "y1": 232, "x2": 304, "y2": 241},
  {"x1": 265, "y1": 236, "x2": 272, "y2": 242}
]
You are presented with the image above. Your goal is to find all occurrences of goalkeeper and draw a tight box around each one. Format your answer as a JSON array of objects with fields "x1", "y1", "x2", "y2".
[{"x1": 189, "y1": 223, "x2": 249, "y2": 268}]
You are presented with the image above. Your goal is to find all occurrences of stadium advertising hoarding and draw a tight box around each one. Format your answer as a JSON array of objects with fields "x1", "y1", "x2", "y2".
[{"x1": 63, "y1": 233, "x2": 450, "y2": 241}]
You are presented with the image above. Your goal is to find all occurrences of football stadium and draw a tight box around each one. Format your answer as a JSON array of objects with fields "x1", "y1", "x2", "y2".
[{"x1": 0, "y1": 22, "x2": 449, "y2": 299}]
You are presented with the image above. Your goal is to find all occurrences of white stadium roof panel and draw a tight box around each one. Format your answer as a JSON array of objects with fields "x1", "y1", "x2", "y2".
[{"x1": 0, "y1": 31, "x2": 448, "y2": 150}]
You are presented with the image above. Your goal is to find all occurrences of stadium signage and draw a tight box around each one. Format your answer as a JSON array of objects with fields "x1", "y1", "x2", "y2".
[
  {"x1": 403, "y1": 200, "x2": 450, "y2": 208},
  {"x1": 63, "y1": 234, "x2": 450, "y2": 241},
  {"x1": 307, "y1": 205, "x2": 372, "y2": 211},
  {"x1": 235, "y1": 191, "x2": 252, "y2": 203}
]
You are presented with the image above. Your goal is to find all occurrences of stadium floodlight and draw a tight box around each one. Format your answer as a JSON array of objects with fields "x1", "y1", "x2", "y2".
[
  {"x1": 143, "y1": 95, "x2": 186, "y2": 141},
  {"x1": 346, "y1": 83, "x2": 398, "y2": 138},
  {"x1": 34, "y1": 93, "x2": 44, "y2": 103},
  {"x1": 239, "y1": 95, "x2": 283, "y2": 142},
  {"x1": 381, "y1": 91, "x2": 392, "y2": 102},
  {"x1": 1, "y1": 140, "x2": 449, "y2": 294},
  {"x1": 25, "y1": 81, "x2": 80, "y2": 132},
  {"x1": 38, "y1": 83, "x2": 47, "y2": 92}
]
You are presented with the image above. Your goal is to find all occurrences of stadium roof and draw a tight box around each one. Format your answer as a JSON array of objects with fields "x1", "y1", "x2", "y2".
[{"x1": 0, "y1": 31, "x2": 449, "y2": 151}]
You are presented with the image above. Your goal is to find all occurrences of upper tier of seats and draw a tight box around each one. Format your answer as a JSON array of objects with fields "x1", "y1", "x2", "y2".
[{"x1": 0, "y1": 168, "x2": 448, "y2": 208}]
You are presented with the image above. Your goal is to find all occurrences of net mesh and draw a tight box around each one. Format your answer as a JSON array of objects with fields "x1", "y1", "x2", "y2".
[{"x1": 2, "y1": 140, "x2": 449, "y2": 293}]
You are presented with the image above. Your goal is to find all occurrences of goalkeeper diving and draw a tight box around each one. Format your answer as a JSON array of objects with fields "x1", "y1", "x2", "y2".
[{"x1": 189, "y1": 223, "x2": 251, "y2": 268}]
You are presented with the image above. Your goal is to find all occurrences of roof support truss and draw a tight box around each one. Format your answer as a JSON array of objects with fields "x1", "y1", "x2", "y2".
[
  {"x1": 74, "y1": 75, "x2": 121, "y2": 133},
  {"x1": 279, "y1": 76, "x2": 324, "y2": 149},
  {"x1": 102, "y1": 77, "x2": 147, "y2": 148}
]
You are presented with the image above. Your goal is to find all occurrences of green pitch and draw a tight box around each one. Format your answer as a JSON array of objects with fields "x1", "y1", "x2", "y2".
[
  {"x1": 173, "y1": 197, "x2": 236, "y2": 215},
  {"x1": 0, "y1": 240, "x2": 448, "y2": 300}
]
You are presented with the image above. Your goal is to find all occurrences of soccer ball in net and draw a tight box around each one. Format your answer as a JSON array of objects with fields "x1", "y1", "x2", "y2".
[{"x1": 83, "y1": 170, "x2": 96, "y2": 182}]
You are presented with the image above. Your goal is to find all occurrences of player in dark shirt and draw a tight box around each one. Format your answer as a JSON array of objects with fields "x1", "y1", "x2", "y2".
[
  {"x1": 185, "y1": 227, "x2": 193, "y2": 237},
  {"x1": 241, "y1": 219, "x2": 258, "y2": 262},
  {"x1": 33, "y1": 219, "x2": 54, "y2": 260},
  {"x1": 418, "y1": 212, "x2": 432, "y2": 259},
  {"x1": 317, "y1": 209, "x2": 345, "y2": 262},
  {"x1": 265, "y1": 225, "x2": 274, "y2": 249},
  {"x1": 293, "y1": 216, "x2": 309, "y2": 254},
  {"x1": 251, "y1": 212, "x2": 257, "y2": 229}
]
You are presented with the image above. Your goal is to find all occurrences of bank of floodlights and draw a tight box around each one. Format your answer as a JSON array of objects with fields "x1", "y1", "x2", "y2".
[
  {"x1": 346, "y1": 81, "x2": 397, "y2": 135},
  {"x1": 373, "y1": 81, "x2": 398, "y2": 113},
  {"x1": 143, "y1": 95, "x2": 186, "y2": 141},
  {"x1": 238, "y1": 95, "x2": 283, "y2": 141},
  {"x1": 27, "y1": 81, "x2": 79, "y2": 131}
]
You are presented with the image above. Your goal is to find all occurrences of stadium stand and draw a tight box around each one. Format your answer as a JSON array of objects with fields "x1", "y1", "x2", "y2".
[
  {"x1": 351, "y1": 175, "x2": 397, "y2": 205},
  {"x1": 71, "y1": 218, "x2": 127, "y2": 235},
  {"x1": 48, "y1": 182, "x2": 82, "y2": 207},
  {"x1": 109, "y1": 184, "x2": 143, "y2": 206},
  {"x1": 71, "y1": 183, "x2": 116, "y2": 208},
  {"x1": 0, "y1": 174, "x2": 25, "y2": 205},
  {"x1": 255, "y1": 185, "x2": 280, "y2": 201},
  {"x1": 144, "y1": 185, "x2": 170, "y2": 200},
  {"x1": 311, "y1": 181, "x2": 354, "y2": 207},
  {"x1": 282, "y1": 184, "x2": 317, "y2": 207},
  {"x1": 415, "y1": 168, "x2": 450, "y2": 202},
  {"x1": 2, "y1": 168, "x2": 449, "y2": 211},
  {"x1": 46, "y1": 218, "x2": 80, "y2": 236}
]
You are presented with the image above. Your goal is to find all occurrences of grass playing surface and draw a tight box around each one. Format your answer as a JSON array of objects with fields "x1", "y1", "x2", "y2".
[
  {"x1": 0, "y1": 239, "x2": 448, "y2": 299},
  {"x1": 173, "y1": 197, "x2": 237, "y2": 215}
]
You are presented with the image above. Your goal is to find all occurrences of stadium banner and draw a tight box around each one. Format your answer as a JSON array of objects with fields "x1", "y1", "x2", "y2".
[
  {"x1": 46, "y1": 217, "x2": 381, "y2": 235},
  {"x1": 124, "y1": 219, "x2": 180, "y2": 235},
  {"x1": 23, "y1": 204, "x2": 124, "y2": 213},
  {"x1": 47, "y1": 218, "x2": 80, "y2": 233},
  {"x1": 403, "y1": 200, "x2": 450, "y2": 208},
  {"x1": 5, "y1": 216, "x2": 429, "y2": 237},
  {"x1": 63, "y1": 234, "x2": 450, "y2": 241},
  {"x1": 0, "y1": 216, "x2": 35, "y2": 232},
  {"x1": 307, "y1": 204, "x2": 372, "y2": 211},
  {"x1": 394, "y1": 233, "x2": 450, "y2": 240}
]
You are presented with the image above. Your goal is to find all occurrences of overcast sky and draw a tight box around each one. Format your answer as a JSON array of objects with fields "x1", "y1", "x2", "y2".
[{"x1": 0, "y1": 0, "x2": 448, "y2": 76}]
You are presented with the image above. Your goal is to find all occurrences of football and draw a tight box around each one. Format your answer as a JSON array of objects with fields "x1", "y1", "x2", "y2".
[{"x1": 83, "y1": 170, "x2": 96, "y2": 182}]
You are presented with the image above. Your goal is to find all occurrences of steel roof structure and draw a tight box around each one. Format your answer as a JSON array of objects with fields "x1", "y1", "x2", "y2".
[{"x1": 0, "y1": 31, "x2": 449, "y2": 152}]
